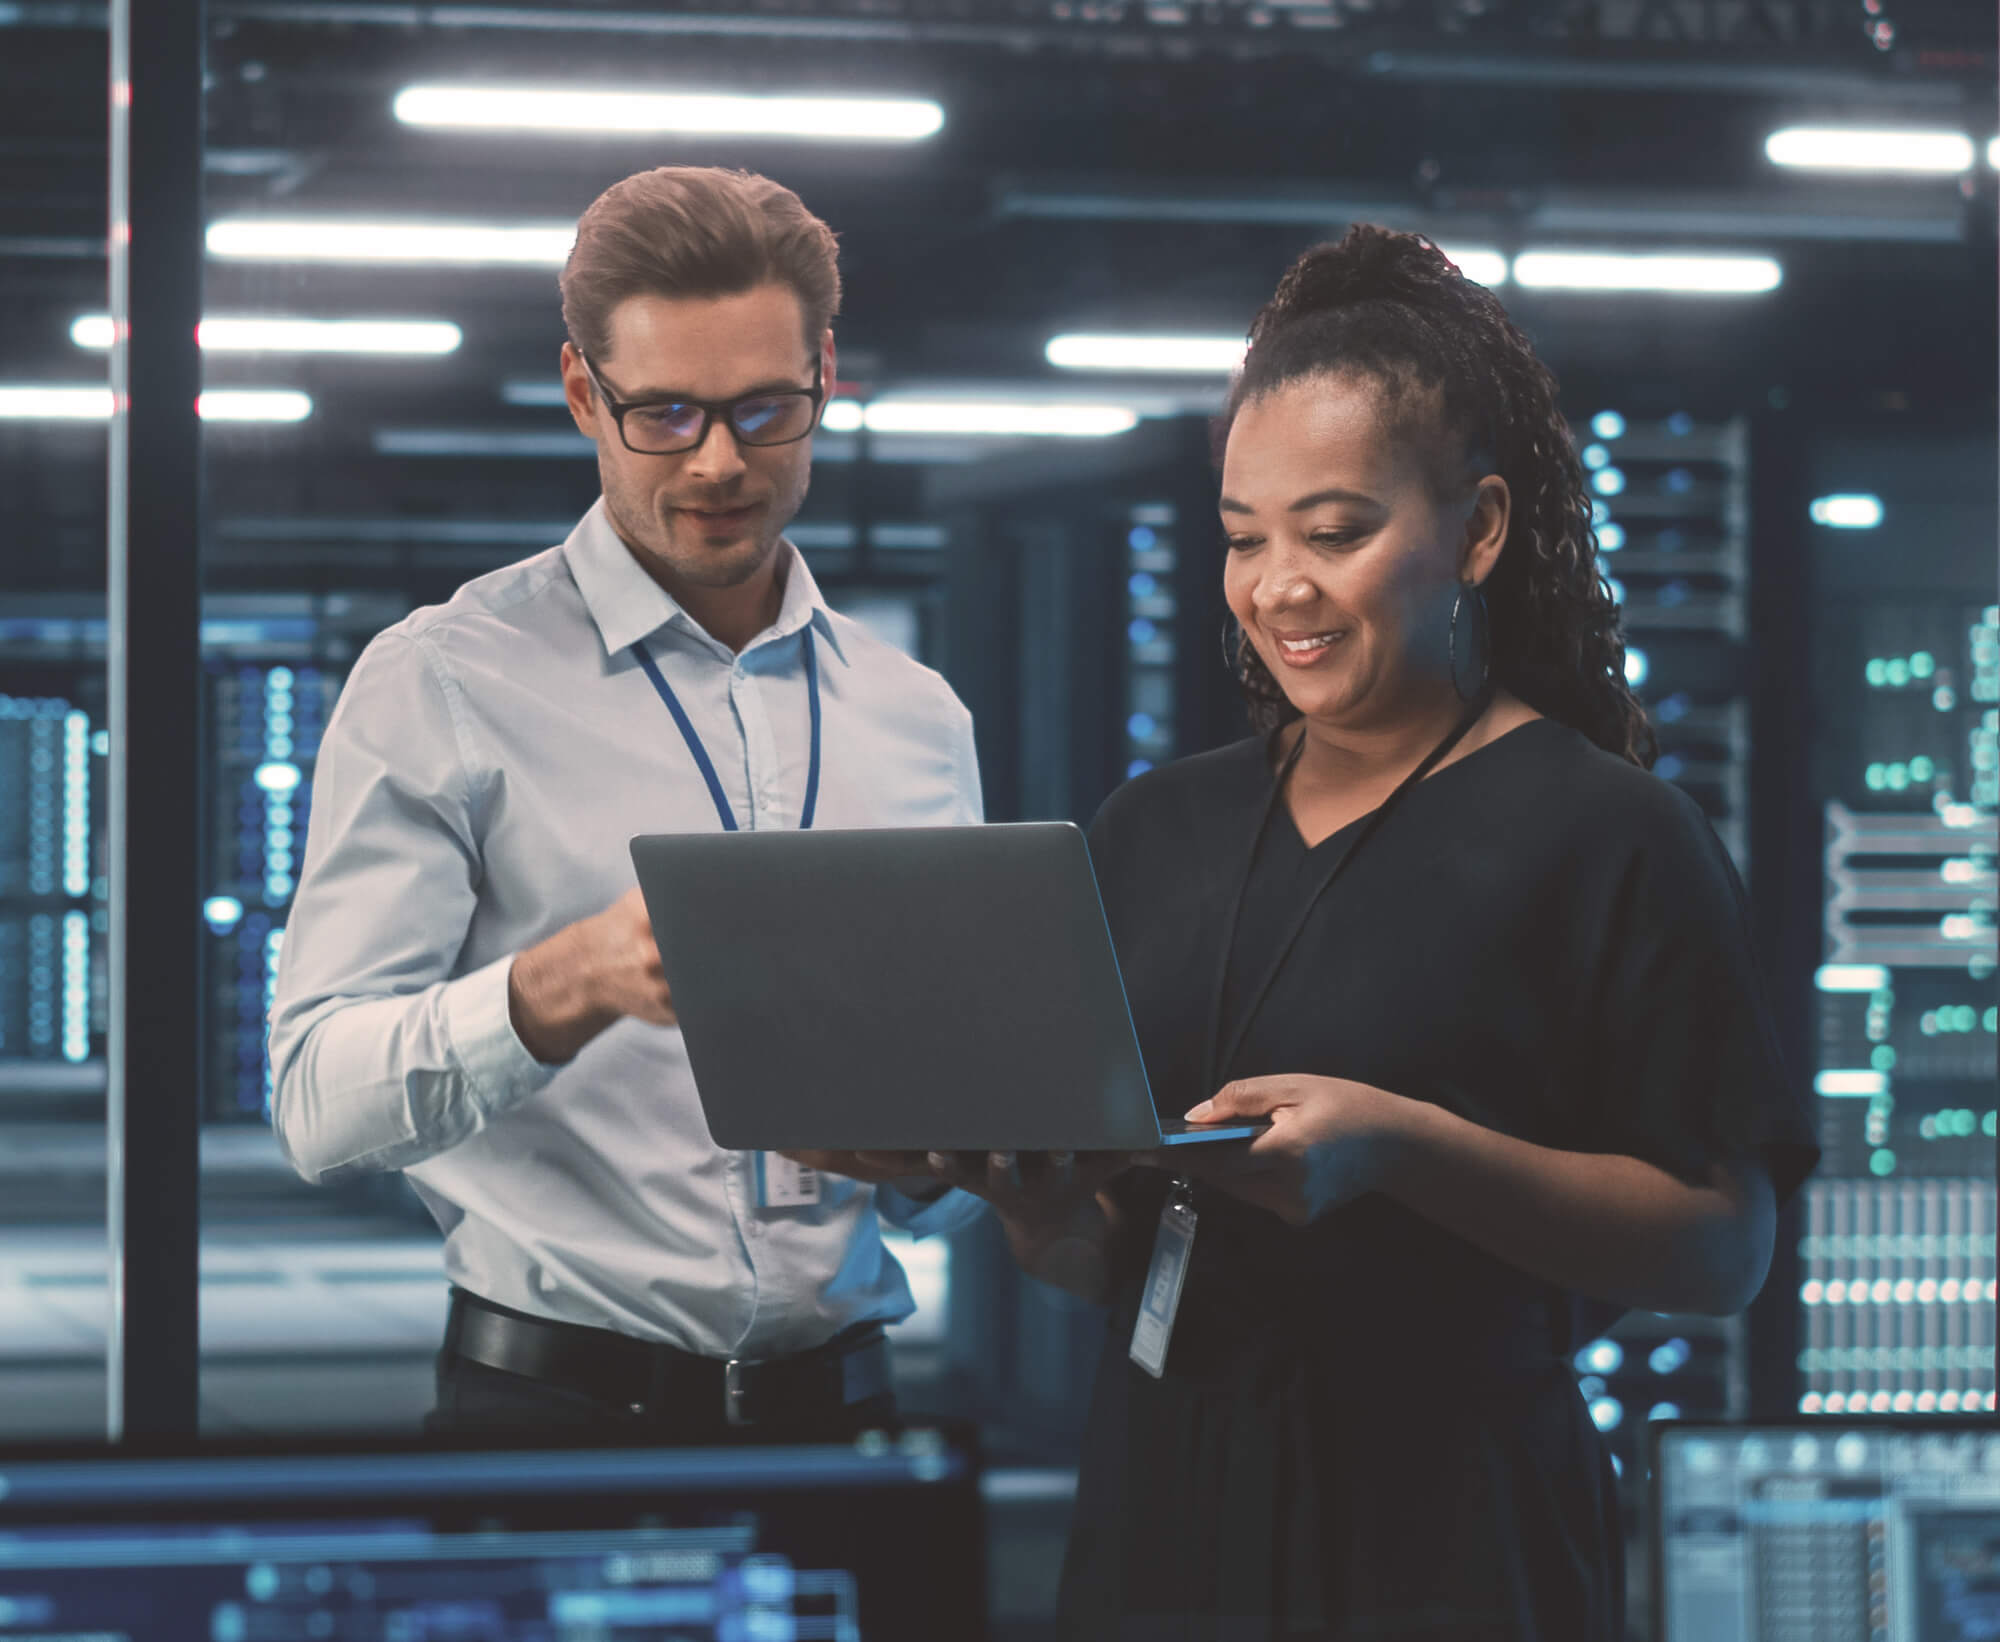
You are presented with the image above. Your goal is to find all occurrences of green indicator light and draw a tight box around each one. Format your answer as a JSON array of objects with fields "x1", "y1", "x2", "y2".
[
  {"x1": 1870, "y1": 1148, "x2": 1897, "y2": 1176},
  {"x1": 1866, "y1": 764, "x2": 1887, "y2": 791},
  {"x1": 1912, "y1": 652, "x2": 1936, "y2": 678},
  {"x1": 1957, "y1": 1109, "x2": 1979, "y2": 1137},
  {"x1": 1887, "y1": 764, "x2": 1910, "y2": 790},
  {"x1": 1871, "y1": 1045, "x2": 1897, "y2": 1071},
  {"x1": 1954, "y1": 1005, "x2": 1978, "y2": 1032},
  {"x1": 1984, "y1": 1007, "x2": 1996, "y2": 1032},
  {"x1": 1867, "y1": 659, "x2": 1888, "y2": 686},
  {"x1": 1887, "y1": 659, "x2": 1910, "y2": 687},
  {"x1": 1984, "y1": 1111, "x2": 1997, "y2": 1137},
  {"x1": 1911, "y1": 756, "x2": 1934, "y2": 781},
  {"x1": 1921, "y1": 1013, "x2": 1939, "y2": 1036}
]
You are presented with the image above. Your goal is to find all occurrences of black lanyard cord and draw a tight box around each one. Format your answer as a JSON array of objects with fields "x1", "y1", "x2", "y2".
[{"x1": 1201, "y1": 682, "x2": 1497, "y2": 1094}]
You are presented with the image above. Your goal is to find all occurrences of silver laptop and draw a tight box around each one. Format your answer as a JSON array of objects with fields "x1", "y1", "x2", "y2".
[{"x1": 628, "y1": 822, "x2": 1266, "y2": 1153}]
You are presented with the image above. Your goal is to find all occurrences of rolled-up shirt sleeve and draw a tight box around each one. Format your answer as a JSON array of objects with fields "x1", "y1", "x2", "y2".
[{"x1": 268, "y1": 630, "x2": 555, "y2": 1185}]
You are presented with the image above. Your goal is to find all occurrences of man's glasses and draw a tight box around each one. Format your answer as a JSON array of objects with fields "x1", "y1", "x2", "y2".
[{"x1": 578, "y1": 352, "x2": 825, "y2": 456}]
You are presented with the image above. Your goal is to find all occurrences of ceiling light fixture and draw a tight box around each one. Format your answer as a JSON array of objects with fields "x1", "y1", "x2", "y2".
[
  {"x1": 0, "y1": 386, "x2": 312, "y2": 423},
  {"x1": 393, "y1": 85, "x2": 944, "y2": 142},
  {"x1": 1765, "y1": 127, "x2": 1975, "y2": 174},
  {"x1": 1437, "y1": 247, "x2": 1509, "y2": 286},
  {"x1": 1512, "y1": 251, "x2": 1782, "y2": 294},
  {"x1": 1045, "y1": 335, "x2": 1247, "y2": 374},
  {"x1": 1809, "y1": 494, "x2": 1885, "y2": 529},
  {"x1": 822, "y1": 399, "x2": 1137, "y2": 437},
  {"x1": 72, "y1": 315, "x2": 463, "y2": 354},
  {"x1": 207, "y1": 219, "x2": 575, "y2": 266}
]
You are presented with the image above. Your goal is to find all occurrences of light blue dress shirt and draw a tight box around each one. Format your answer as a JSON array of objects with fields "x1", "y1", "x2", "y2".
[{"x1": 268, "y1": 499, "x2": 986, "y2": 1359}]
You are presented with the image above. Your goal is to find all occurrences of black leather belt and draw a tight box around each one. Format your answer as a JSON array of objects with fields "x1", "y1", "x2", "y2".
[{"x1": 444, "y1": 1288, "x2": 893, "y2": 1430}]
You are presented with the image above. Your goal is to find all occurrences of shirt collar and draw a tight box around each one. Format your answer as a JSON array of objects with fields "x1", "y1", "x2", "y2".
[{"x1": 564, "y1": 496, "x2": 845, "y2": 666}]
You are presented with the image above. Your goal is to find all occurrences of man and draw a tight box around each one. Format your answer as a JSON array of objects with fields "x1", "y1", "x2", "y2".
[{"x1": 269, "y1": 166, "x2": 984, "y2": 1440}]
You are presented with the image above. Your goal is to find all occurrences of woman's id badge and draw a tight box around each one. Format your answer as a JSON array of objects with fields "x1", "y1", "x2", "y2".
[
  {"x1": 756, "y1": 1152, "x2": 821, "y2": 1209},
  {"x1": 1128, "y1": 1178, "x2": 1196, "y2": 1379}
]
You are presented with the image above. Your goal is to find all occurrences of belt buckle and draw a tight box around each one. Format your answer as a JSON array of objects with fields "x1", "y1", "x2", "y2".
[{"x1": 724, "y1": 1358, "x2": 751, "y2": 1427}]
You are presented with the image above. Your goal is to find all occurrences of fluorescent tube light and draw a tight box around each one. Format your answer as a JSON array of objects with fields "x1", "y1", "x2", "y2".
[
  {"x1": 207, "y1": 218, "x2": 575, "y2": 266},
  {"x1": 1814, "y1": 1070, "x2": 1888, "y2": 1098},
  {"x1": 0, "y1": 386, "x2": 311, "y2": 423},
  {"x1": 821, "y1": 398, "x2": 1138, "y2": 437},
  {"x1": 1991, "y1": 136, "x2": 1999, "y2": 170},
  {"x1": 1045, "y1": 335, "x2": 1247, "y2": 374},
  {"x1": 199, "y1": 390, "x2": 314, "y2": 423},
  {"x1": 73, "y1": 315, "x2": 462, "y2": 355},
  {"x1": 1809, "y1": 494, "x2": 1884, "y2": 529},
  {"x1": 393, "y1": 84, "x2": 944, "y2": 142},
  {"x1": 1436, "y1": 247, "x2": 1508, "y2": 287},
  {"x1": 1766, "y1": 127, "x2": 1974, "y2": 174},
  {"x1": 1513, "y1": 251, "x2": 1781, "y2": 294},
  {"x1": 1816, "y1": 964, "x2": 1890, "y2": 993},
  {"x1": 0, "y1": 386, "x2": 111, "y2": 420}
]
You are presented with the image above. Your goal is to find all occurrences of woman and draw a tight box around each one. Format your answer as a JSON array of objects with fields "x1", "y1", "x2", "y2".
[{"x1": 936, "y1": 225, "x2": 1819, "y2": 1639}]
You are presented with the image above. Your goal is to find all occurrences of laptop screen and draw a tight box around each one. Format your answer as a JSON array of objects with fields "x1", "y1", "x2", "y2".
[
  {"x1": 1653, "y1": 1421, "x2": 2000, "y2": 1642},
  {"x1": 0, "y1": 1427, "x2": 983, "y2": 1640}
]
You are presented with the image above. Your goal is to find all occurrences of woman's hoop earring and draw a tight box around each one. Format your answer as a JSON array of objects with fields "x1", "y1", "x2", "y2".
[
  {"x1": 1220, "y1": 617, "x2": 1244, "y2": 677},
  {"x1": 1449, "y1": 581, "x2": 1491, "y2": 702}
]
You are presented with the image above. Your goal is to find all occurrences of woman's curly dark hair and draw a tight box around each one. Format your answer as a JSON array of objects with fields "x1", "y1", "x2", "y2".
[{"x1": 1220, "y1": 223, "x2": 1656, "y2": 769}]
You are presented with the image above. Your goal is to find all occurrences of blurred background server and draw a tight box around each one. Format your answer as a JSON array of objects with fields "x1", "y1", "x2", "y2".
[{"x1": 0, "y1": 2, "x2": 1992, "y2": 1638}]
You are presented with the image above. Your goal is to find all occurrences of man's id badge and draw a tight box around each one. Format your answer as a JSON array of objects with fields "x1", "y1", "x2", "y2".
[
  {"x1": 1128, "y1": 1178, "x2": 1197, "y2": 1379},
  {"x1": 756, "y1": 1152, "x2": 821, "y2": 1209}
]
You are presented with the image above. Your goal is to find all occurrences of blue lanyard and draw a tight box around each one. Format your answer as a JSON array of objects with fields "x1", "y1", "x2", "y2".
[{"x1": 630, "y1": 627, "x2": 821, "y2": 833}]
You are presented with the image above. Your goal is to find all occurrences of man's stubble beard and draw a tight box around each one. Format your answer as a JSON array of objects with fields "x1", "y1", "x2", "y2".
[{"x1": 601, "y1": 455, "x2": 809, "y2": 593}]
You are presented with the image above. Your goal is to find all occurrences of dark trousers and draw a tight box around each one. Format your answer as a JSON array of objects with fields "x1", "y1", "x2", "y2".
[{"x1": 425, "y1": 1349, "x2": 899, "y2": 1444}]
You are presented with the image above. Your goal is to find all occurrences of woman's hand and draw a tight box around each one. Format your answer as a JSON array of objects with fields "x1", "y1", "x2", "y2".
[{"x1": 1174, "y1": 1075, "x2": 1411, "y2": 1226}]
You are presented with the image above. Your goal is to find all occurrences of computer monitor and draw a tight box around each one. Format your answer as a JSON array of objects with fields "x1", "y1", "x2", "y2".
[
  {"x1": 0, "y1": 1425, "x2": 983, "y2": 1640},
  {"x1": 1653, "y1": 1420, "x2": 2000, "y2": 1642}
]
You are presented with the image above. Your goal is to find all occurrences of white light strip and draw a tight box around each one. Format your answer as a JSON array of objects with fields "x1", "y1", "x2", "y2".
[
  {"x1": 0, "y1": 387, "x2": 108, "y2": 420},
  {"x1": 0, "y1": 387, "x2": 313, "y2": 423},
  {"x1": 822, "y1": 398, "x2": 1138, "y2": 437},
  {"x1": 1437, "y1": 247, "x2": 1509, "y2": 287},
  {"x1": 1809, "y1": 494, "x2": 1884, "y2": 529},
  {"x1": 1045, "y1": 335, "x2": 1247, "y2": 374},
  {"x1": 1991, "y1": 136, "x2": 1999, "y2": 171},
  {"x1": 1815, "y1": 964, "x2": 1890, "y2": 993},
  {"x1": 393, "y1": 84, "x2": 945, "y2": 142},
  {"x1": 208, "y1": 218, "x2": 575, "y2": 266},
  {"x1": 1766, "y1": 127, "x2": 1975, "y2": 175},
  {"x1": 1513, "y1": 251, "x2": 1781, "y2": 294},
  {"x1": 1814, "y1": 1070, "x2": 1889, "y2": 1098},
  {"x1": 72, "y1": 315, "x2": 462, "y2": 355}
]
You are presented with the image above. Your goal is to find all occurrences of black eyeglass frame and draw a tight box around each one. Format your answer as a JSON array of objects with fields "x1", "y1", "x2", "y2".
[{"x1": 577, "y1": 351, "x2": 827, "y2": 455}]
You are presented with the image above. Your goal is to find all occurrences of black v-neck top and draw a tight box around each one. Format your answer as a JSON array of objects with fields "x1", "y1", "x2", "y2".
[
  {"x1": 1057, "y1": 718, "x2": 1820, "y2": 1638},
  {"x1": 1101, "y1": 716, "x2": 1817, "y2": 1218}
]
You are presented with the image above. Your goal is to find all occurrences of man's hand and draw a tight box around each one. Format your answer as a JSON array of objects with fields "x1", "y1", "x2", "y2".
[
  {"x1": 925, "y1": 1150, "x2": 1139, "y2": 1300},
  {"x1": 508, "y1": 886, "x2": 675, "y2": 1065},
  {"x1": 778, "y1": 1150, "x2": 938, "y2": 1188},
  {"x1": 1172, "y1": 1075, "x2": 1410, "y2": 1227}
]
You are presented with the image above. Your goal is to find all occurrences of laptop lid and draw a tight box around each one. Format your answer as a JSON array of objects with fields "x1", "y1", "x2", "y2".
[{"x1": 629, "y1": 822, "x2": 1255, "y2": 1153}]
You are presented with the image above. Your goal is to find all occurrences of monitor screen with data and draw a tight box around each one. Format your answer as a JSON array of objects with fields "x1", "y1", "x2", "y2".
[
  {"x1": 1654, "y1": 1421, "x2": 2000, "y2": 1642},
  {"x1": 0, "y1": 1426, "x2": 982, "y2": 1640}
]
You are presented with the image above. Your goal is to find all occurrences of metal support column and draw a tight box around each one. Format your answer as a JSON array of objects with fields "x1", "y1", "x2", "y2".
[{"x1": 105, "y1": 0, "x2": 205, "y2": 1440}]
